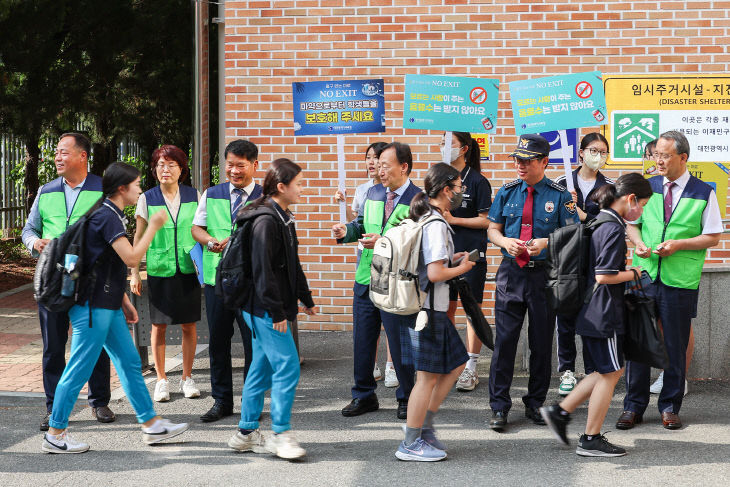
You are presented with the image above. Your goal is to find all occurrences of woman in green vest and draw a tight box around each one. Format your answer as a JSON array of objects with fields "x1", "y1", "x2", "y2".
[{"x1": 130, "y1": 145, "x2": 201, "y2": 403}]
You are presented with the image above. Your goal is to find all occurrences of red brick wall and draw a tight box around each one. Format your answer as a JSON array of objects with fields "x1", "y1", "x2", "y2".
[{"x1": 224, "y1": 1, "x2": 730, "y2": 330}]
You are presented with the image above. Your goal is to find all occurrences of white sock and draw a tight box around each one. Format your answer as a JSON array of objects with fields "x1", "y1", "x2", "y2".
[
  {"x1": 385, "y1": 361, "x2": 394, "y2": 370},
  {"x1": 466, "y1": 353, "x2": 479, "y2": 372},
  {"x1": 143, "y1": 419, "x2": 165, "y2": 434}
]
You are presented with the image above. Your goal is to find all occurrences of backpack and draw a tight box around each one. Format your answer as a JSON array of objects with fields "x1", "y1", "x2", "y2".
[
  {"x1": 545, "y1": 214, "x2": 611, "y2": 316},
  {"x1": 215, "y1": 213, "x2": 262, "y2": 310},
  {"x1": 369, "y1": 213, "x2": 442, "y2": 315}
]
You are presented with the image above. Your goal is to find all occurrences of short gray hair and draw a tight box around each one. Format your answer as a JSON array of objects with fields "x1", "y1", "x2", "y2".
[{"x1": 659, "y1": 130, "x2": 690, "y2": 159}]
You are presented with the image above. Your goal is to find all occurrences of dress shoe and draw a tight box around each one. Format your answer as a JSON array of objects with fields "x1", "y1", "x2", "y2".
[
  {"x1": 525, "y1": 406, "x2": 546, "y2": 425},
  {"x1": 40, "y1": 412, "x2": 50, "y2": 432},
  {"x1": 490, "y1": 410, "x2": 508, "y2": 431},
  {"x1": 397, "y1": 400, "x2": 408, "y2": 420},
  {"x1": 341, "y1": 395, "x2": 379, "y2": 417},
  {"x1": 661, "y1": 411, "x2": 682, "y2": 430},
  {"x1": 92, "y1": 405, "x2": 117, "y2": 423},
  {"x1": 615, "y1": 410, "x2": 643, "y2": 430},
  {"x1": 200, "y1": 402, "x2": 233, "y2": 423}
]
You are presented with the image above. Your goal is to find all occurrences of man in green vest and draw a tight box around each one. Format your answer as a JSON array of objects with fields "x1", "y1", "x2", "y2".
[
  {"x1": 332, "y1": 142, "x2": 421, "y2": 420},
  {"x1": 617, "y1": 131, "x2": 722, "y2": 431},
  {"x1": 192, "y1": 139, "x2": 262, "y2": 423},
  {"x1": 22, "y1": 132, "x2": 115, "y2": 431}
]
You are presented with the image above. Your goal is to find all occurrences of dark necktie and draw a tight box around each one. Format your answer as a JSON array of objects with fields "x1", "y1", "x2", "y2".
[
  {"x1": 664, "y1": 181, "x2": 676, "y2": 223},
  {"x1": 384, "y1": 191, "x2": 397, "y2": 222},
  {"x1": 516, "y1": 186, "x2": 535, "y2": 268},
  {"x1": 231, "y1": 188, "x2": 245, "y2": 220}
]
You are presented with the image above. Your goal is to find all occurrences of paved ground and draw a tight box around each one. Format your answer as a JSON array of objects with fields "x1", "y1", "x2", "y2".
[{"x1": 1, "y1": 316, "x2": 729, "y2": 486}]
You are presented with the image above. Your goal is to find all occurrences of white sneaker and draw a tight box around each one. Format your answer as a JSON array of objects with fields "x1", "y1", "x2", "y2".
[
  {"x1": 154, "y1": 379, "x2": 170, "y2": 402},
  {"x1": 42, "y1": 429, "x2": 90, "y2": 454},
  {"x1": 143, "y1": 419, "x2": 189, "y2": 445},
  {"x1": 228, "y1": 429, "x2": 269, "y2": 453},
  {"x1": 384, "y1": 367, "x2": 399, "y2": 388},
  {"x1": 650, "y1": 371, "x2": 664, "y2": 394},
  {"x1": 456, "y1": 368, "x2": 479, "y2": 392},
  {"x1": 558, "y1": 370, "x2": 577, "y2": 396},
  {"x1": 265, "y1": 430, "x2": 306, "y2": 459},
  {"x1": 373, "y1": 364, "x2": 383, "y2": 381},
  {"x1": 180, "y1": 376, "x2": 200, "y2": 398}
]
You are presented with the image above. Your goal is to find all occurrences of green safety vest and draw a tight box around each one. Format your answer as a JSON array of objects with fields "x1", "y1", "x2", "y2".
[
  {"x1": 144, "y1": 185, "x2": 199, "y2": 277},
  {"x1": 38, "y1": 175, "x2": 103, "y2": 239},
  {"x1": 633, "y1": 175, "x2": 711, "y2": 290}
]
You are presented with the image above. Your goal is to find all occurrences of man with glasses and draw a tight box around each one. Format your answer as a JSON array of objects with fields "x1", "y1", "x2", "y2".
[
  {"x1": 192, "y1": 139, "x2": 262, "y2": 422},
  {"x1": 22, "y1": 132, "x2": 115, "y2": 430},
  {"x1": 486, "y1": 134, "x2": 576, "y2": 431},
  {"x1": 617, "y1": 131, "x2": 721, "y2": 431}
]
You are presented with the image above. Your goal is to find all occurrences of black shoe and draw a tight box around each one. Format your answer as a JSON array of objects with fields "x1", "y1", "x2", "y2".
[
  {"x1": 540, "y1": 404, "x2": 570, "y2": 445},
  {"x1": 397, "y1": 400, "x2": 408, "y2": 420},
  {"x1": 92, "y1": 405, "x2": 117, "y2": 423},
  {"x1": 341, "y1": 395, "x2": 379, "y2": 417},
  {"x1": 489, "y1": 410, "x2": 508, "y2": 431},
  {"x1": 40, "y1": 412, "x2": 50, "y2": 432},
  {"x1": 525, "y1": 406, "x2": 546, "y2": 425},
  {"x1": 576, "y1": 433, "x2": 626, "y2": 457},
  {"x1": 200, "y1": 402, "x2": 234, "y2": 423}
]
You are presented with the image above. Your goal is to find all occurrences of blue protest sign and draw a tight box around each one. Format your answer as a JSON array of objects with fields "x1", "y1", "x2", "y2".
[
  {"x1": 510, "y1": 72, "x2": 607, "y2": 132},
  {"x1": 541, "y1": 129, "x2": 579, "y2": 165},
  {"x1": 291, "y1": 79, "x2": 386, "y2": 135},
  {"x1": 403, "y1": 75, "x2": 499, "y2": 133}
]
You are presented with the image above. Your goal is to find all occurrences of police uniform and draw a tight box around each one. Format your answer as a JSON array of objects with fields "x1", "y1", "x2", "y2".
[{"x1": 488, "y1": 175, "x2": 576, "y2": 414}]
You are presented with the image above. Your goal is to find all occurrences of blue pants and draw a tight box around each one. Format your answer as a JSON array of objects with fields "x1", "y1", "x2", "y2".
[
  {"x1": 38, "y1": 305, "x2": 110, "y2": 412},
  {"x1": 49, "y1": 304, "x2": 156, "y2": 429},
  {"x1": 489, "y1": 259, "x2": 555, "y2": 412},
  {"x1": 204, "y1": 285, "x2": 253, "y2": 408},
  {"x1": 238, "y1": 311, "x2": 299, "y2": 434},
  {"x1": 351, "y1": 283, "x2": 414, "y2": 402},
  {"x1": 624, "y1": 281, "x2": 697, "y2": 415},
  {"x1": 556, "y1": 313, "x2": 578, "y2": 372}
]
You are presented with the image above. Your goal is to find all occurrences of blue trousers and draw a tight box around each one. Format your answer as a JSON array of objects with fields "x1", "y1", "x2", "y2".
[
  {"x1": 556, "y1": 313, "x2": 578, "y2": 372},
  {"x1": 624, "y1": 281, "x2": 697, "y2": 415},
  {"x1": 204, "y1": 285, "x2": 253, "y2": 408},
  {"x1": 49, "y1": 304, "x2": 156, "y2": 429},
  {"x1": 351, "y1": 283, "x2": 414, "y2": 402},
  {"x1": 38, "y1": 304, "x2": 110, "y2": 412},
  {"x1": 239, "y1": 311, "x2": 299, "y2": 434},
  {"x1": 489, "y1": 259, "x2": 555, "y2": 412}
]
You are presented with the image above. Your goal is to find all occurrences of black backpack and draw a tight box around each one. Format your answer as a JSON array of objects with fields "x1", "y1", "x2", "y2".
[
  {"x1": 215, "y1": 213, "x2": 264, "y2": 310},
  {"x1": 545, "y1": 214, "x2": 611, "y2": 316}
]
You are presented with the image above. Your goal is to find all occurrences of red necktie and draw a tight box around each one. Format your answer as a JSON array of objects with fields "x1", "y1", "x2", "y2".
[
  {"x1": 516, "y1": 186, "x2": 535, "y2": 268},
  {"x1": 384, "y1": 191, "x2": 397, "y2": 222},
  {"x1": 664, "y1": 181, "x2": 676, "y2": 223}
]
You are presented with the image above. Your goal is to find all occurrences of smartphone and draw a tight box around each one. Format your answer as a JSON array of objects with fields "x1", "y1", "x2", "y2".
[{"x1": 454, "y1": 249, "x2": 479, "y2": 265}]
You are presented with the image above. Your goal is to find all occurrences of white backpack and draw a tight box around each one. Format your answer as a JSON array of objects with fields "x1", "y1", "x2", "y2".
[{"x1": 369, "y1": 213, "x2": 443, "y2": 315}]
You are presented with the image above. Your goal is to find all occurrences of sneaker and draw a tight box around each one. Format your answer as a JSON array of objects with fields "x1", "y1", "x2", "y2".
[
  {"x1": 649, "y1": 371, "x2": 664, "y2": 394},
  {"x1": 576, "y1": 433, "x2": 626, "y2": 457},
  {"x1": 456, "y1": 368, "x2": 479, "y2": 392},
  {"x1": 228, "y1": 429, "x2": 269, "y2": 453},
  {"x1": 684, "y1": 380, "x2": 689, "y2": 397},
  {"x1": 540, "y1": 404, "x2": 571, "y2": 446},
  {"x1": 384, "y1": 367, "x2": 399, "y2": 388},
  {"x1": 154, "y1": 379, "x2": 170, "y2": 402},
  {"x1": 558, "y1": 370, "x2": 577, "y2": 396},
  {"x1": 42, "y1": 429, "x2": 90, "y2": 454},
  {"x1": 180, "y1": 376, "x2": 201, "y2": 398},
  {"x1": 421, "y1": 428, "x2": 447, "y2": 451},
  {"x1": 265, "y1": 430, "x2": 306, "y2": 459},
  {"x1": 373, "y1": 364, "x2": 383, "y2": 381},
  {"x1": 395, "y1": 438, "x2": 447, "y2": 462},
  {"x1": 142, "y1": 419, "x2": 189, "y2": 445}
]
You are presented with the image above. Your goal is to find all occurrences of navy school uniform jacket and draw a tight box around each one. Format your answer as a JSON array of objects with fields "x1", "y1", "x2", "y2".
[{"x1": 555, "y1": 167, "x2": 612, "y2": 222}]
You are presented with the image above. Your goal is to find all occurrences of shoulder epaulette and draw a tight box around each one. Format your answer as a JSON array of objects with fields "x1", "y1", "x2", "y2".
[
  {"x1": 549, "y1": 180, "x2": 567, "y2": 192},
  {"x1": 503, "y1": 179, "x2": 521, "y2": 189}
]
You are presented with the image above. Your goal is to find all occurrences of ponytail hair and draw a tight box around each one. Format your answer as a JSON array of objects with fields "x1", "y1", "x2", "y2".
[
  {"x1": 591, "y1": 172, "x2": 652, "y2": 209},
  {"x1": 408, "y1": 163, "x2": 460, "y2": 221},
  {"x1": 453, "y1": 131, "x2": 481, "y2": 171},
  {"x1": 245, "y1": 157, "x2": 302, "y2": 210},
  {"x1": 85, "y1": 161, "x2": 140, "y2": 215}
]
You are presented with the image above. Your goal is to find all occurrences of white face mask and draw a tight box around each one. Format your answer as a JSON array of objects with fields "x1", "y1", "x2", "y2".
[
  {"x1": 442, "y1": 146, "x2": 462, "y2": 163},
  {"x1": 583, "y1": 151, "x2": 605, "y2": 171}
]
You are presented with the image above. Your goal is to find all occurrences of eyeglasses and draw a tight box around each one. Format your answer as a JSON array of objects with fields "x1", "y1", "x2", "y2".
[
  {"x1": 156, "y1": 163, "x2": 180, "y2": 171},
  {"x1": 653, "y1": 152, "x2": 676, "y2": 162},
  {"x1": 586, "y1": 147, "x2": 609, "y2": 158},
  {"x1": 514, "y1": 157, "x2": 538, "y2": 166}
]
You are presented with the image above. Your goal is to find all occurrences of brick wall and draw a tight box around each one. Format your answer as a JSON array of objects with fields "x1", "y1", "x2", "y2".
[{"x1": 223, "y1": 0, "x2": 730, "y2": 330}]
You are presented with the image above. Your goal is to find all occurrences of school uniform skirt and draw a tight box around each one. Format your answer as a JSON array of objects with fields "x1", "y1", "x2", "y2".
[
  {"x1": 401, "y1": 310, "x2": 468, "y2": 374},
  {"x1": 148, "y1": 271, "x2": 201, "y2": 325}
]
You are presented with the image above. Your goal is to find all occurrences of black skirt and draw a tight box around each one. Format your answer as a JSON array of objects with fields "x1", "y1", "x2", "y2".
[{"x1": 147, "y1": 271, "x2": 202, "y2": 325}]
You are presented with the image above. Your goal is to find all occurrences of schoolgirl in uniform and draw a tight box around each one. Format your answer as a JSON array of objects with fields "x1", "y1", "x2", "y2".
[
  {"x1": 395, "y1": 163, "x2": 475, "y2": 462},
  {"x1": 541, "y1": 173, "x2": 653, "y2": 457},
  {"x1": 130, "y1": 145, "x2": 201, "y2": 402},
  {"x1": 439, "y1": 131, "x2": 492, "y2": 392},
  {"x1": 42, "y1": 162, "x2": 188, "y2": 454}
]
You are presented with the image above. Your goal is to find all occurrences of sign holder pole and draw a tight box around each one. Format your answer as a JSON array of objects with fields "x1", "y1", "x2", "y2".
[
  {"x1": 337, "y1": 134, "x2": 346, "y2": 223},
  {"x1": 558, "y1": 129, "x2": 575, "y2": 192},
  {"x1": 443, "y1": 131, "x2": 452, "y2": 164}
]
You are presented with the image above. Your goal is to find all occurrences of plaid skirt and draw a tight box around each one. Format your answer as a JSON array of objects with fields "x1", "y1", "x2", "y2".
[{"x1": 400, "y1": 310, "x2": 468, "y2": 374}]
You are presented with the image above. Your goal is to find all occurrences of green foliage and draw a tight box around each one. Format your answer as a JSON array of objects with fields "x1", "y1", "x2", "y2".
[
  {"x1": 8, "y1": 137, "x2": 60, "y2": 187},
  {"x1": 0, "y1": 237, "x2": 25, "y2": 261},
  {"x1": 211, "y1": 152, "x2": 220, "y2": 185}
]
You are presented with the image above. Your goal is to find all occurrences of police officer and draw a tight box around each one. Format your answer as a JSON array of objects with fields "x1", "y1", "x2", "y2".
[
  {"x1": 22, "y1": 132, "x2": 115, "y2": 431},
  {"x1": 486, "y1": 134, "x2": 576, "y2": 431},
  {"x1": 191, "y1": 139, "x2": 262, "y2": 422},
  {"x1": 332, "y1": 142, "x2": 420, "y2": 420}
]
